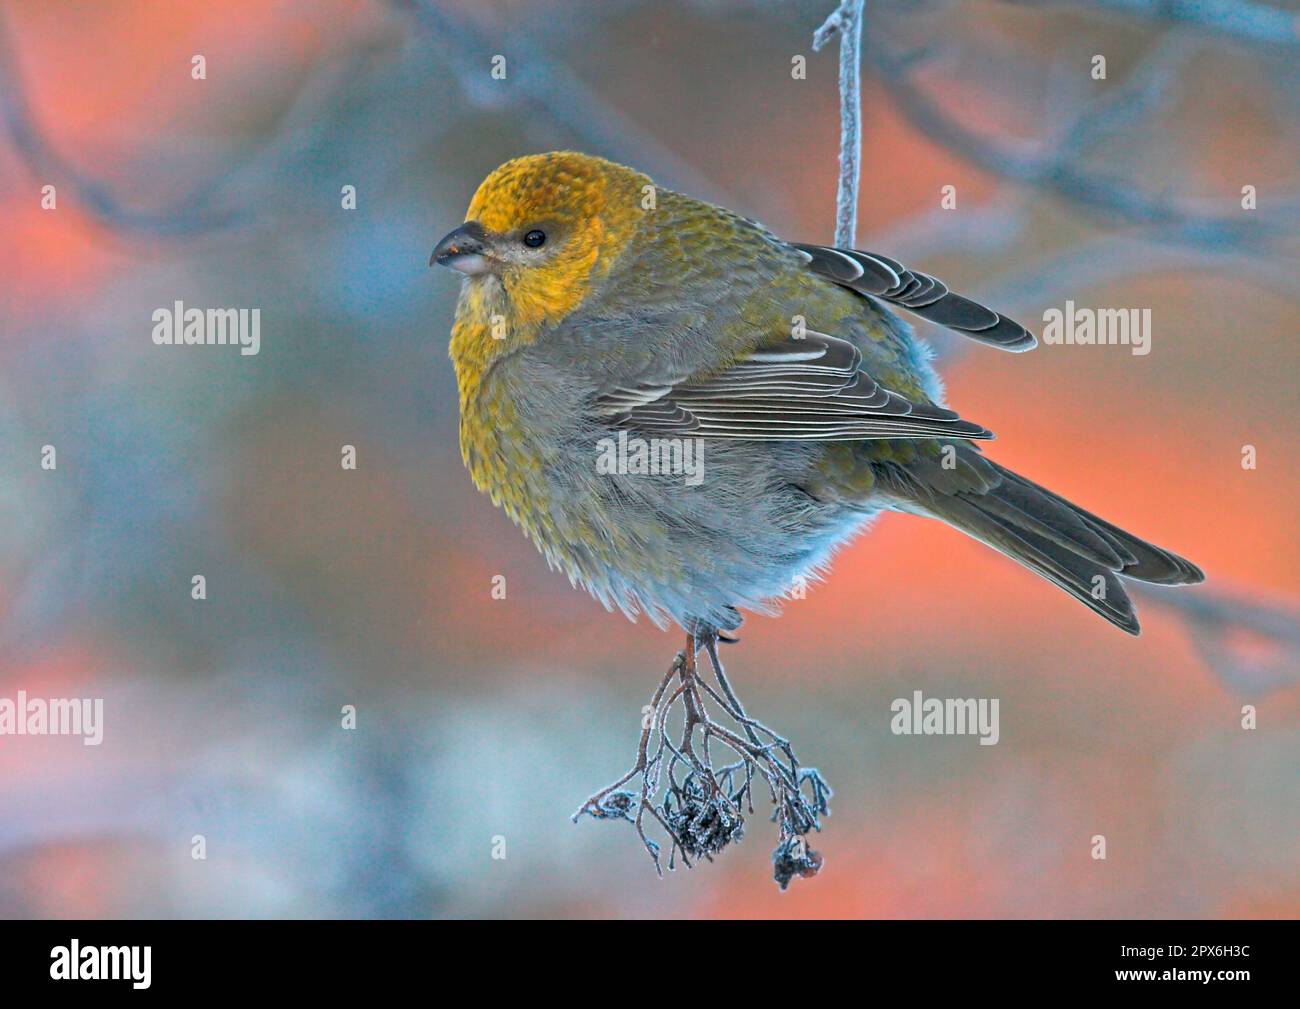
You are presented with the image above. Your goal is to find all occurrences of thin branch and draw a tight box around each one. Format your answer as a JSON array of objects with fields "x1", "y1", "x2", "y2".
[
  {"x1": 397, "y1": 0, "x2": 741, "y2": 210},
  {"x1": 1138, "y1": 584, "x2": 1300, "y2": 696},
  {"x1": 864, "y1": 32, "x2": 1300, "y2": 250},
  {"x1": 814, "y1": 0, "x2": 867, "y2": 247},
  {"x1": 976, "y1": 226, "x2": 1300, "y2": 310},
  {"x1": 0, "y1": 6, "x2": 361, "y2": 238},
  {"x1": 1053, "y1": 26, "x2": 1199, "y2": 160},
  {"x1": 1019, "y1": 0, "x2": 1300, "y2": 48}
]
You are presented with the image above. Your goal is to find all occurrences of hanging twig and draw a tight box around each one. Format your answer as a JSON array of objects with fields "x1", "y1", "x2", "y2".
[
  {"x1": 813, "y1": 0, "x2": 866, "y2": 248},
  {"x1": 572, "y1": 635, "x2": 831, "y2": 889}
]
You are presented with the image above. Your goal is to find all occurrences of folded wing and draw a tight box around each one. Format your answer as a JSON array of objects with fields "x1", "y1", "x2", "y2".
[{"x1": 593, "y1": 331, "x2": 994, "y2": 442}]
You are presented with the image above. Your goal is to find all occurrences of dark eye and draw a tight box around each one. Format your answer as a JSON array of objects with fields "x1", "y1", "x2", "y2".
[{"x1": 523, "y1": 229, "x2": 546, "y2": 248}]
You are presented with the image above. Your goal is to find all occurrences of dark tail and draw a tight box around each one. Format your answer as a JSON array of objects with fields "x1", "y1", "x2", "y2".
[{"x1": 916, "y1": 460, "x2": 1204, "y2": 635}]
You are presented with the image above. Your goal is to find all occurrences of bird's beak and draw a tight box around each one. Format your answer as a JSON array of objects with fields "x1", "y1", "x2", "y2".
[{"x1": 431, "y1": 221, "x2": 492, "y2": 275}]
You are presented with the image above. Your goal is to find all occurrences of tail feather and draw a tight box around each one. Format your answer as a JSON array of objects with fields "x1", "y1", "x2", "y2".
[
  {"x1": 999, "y1": 470, "x2": 1204, "y2": 586},
  {"x1": 907, "y1": 458, "x2": 1204, "y2": 635},
  {"x1": 940, "y1": 493, "x2": 1143, "y2": 634},
  {"x1": 969, "y1": 471, "x2": 1127, "y2": 570}
]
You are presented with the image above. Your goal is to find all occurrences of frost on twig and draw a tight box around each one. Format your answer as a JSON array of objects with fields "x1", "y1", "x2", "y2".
[
  {"x1": 573, "y1": 636, "x2": 831, "y2": 890},
  {"x1": 813, "y1": 0, "x2": 866, "y2": 248}
]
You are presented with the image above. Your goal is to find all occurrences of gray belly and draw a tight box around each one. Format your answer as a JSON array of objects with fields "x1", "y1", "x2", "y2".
[{"x1": 544, "y1": 427, "x2": 876, "y2": 630}]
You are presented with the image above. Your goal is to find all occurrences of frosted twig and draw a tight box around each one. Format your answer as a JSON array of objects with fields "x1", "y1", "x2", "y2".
[
  {"x1": 573, "y1": 634, "x2": 830, "y2": 888},
  {"x1": 813, "y1": 0, "x2": 866, "y2": 248}
]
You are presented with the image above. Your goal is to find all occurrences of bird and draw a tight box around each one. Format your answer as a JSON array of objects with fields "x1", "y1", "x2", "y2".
[{"x1": 431, "y1": 150, "x2": 1203, "y2": 652}]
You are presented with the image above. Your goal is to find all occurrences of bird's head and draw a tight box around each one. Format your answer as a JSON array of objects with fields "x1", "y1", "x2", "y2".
[{"x1": 432, "y1": 151, "x2": 651, "y2": 331}]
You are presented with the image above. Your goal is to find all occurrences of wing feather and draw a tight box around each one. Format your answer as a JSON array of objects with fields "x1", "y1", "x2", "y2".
[
  {"x1": 792, "y1": 242, "x2": 1037, "y2": 352},
  {"x1": 593, "y1": 331, "x2": 993, "y2": 443}
]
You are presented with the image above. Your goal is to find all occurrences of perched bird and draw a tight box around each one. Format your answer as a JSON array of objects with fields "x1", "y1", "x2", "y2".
[{"x1": 432, "y1": 151, "x2": 1203, "y2": 645}]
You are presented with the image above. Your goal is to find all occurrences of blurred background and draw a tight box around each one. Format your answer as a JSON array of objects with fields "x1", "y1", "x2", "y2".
[{"x1": 0, "y1": 0, "x2": 1297, "y2": 918}]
